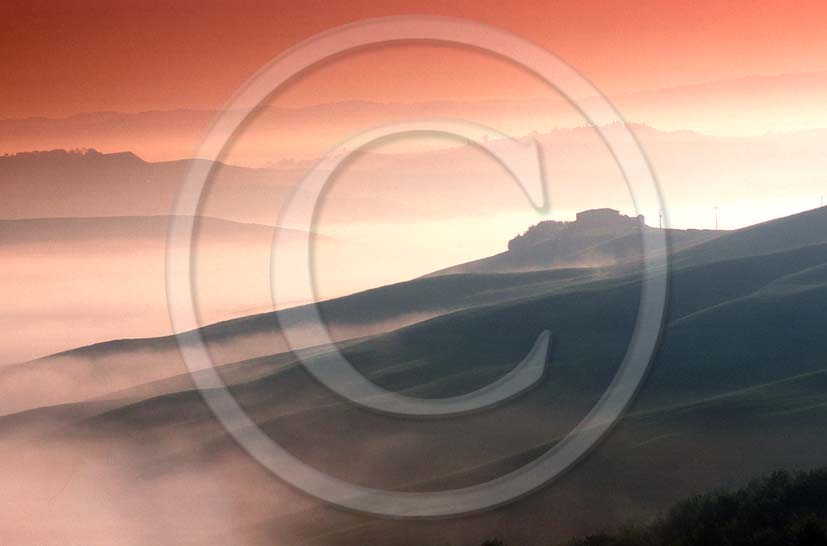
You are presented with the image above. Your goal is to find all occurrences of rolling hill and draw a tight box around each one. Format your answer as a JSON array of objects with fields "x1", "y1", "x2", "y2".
[
  {"x1": 432, "y1": 208, "x2": 721, "y2": 275},
  {"x1": 2, "y1": 205, "x2": 827, "y2": 545}
]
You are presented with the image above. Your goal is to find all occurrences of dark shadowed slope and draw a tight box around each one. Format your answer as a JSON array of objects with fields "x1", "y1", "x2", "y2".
[
  {"x1": 84, "y1": 206, "x2": 827, "y2": 546},
  {"x1": 4, "y1": 206, "x2": 827, "y2": 416},
  {"x1": 3, "y1": 206, "x2": 827, "y2": 545},
  {"x1": 673, "y1": 204, "x2": 827, "y2": 266},
  {"x1": 0, "y1": 265, "x2": 598, "y2": 415}
]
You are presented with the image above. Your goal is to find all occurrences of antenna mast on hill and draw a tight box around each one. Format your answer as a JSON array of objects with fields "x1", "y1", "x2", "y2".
[{"x1": 658, "y1": 208, "x2": 663, "y2": 229}]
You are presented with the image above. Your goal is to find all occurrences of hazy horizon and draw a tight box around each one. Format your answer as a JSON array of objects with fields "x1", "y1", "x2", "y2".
[
  {"x1": 4, "y1": 3, "x2": 827, "y2": 545},
  {"x1": 3, "y1": 117, "x2": 825, "y2": 364}
]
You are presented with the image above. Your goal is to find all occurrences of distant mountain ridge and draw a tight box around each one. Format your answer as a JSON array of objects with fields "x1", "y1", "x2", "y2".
[
  {"x1": 4, "y1": 70, "x2": 827, "y2": 163},
  {"x1": 0, "y1": 215, "x2": 328, "y2": 246},
  {"x1": 0, "y1": 147, "x2": 298, "y2": 221},
  {"x1": 2, "y1": 147, "x2": 143, "y2": 162}
]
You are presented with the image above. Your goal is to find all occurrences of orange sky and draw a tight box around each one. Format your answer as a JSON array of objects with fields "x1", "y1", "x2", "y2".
[
  {"x1": 3, "y1": 0, "x2": 827, "y2": 365},
  {"x1": 4, "y1": 0, "x2": 827, "y2": 119}
]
